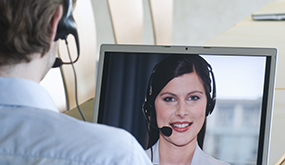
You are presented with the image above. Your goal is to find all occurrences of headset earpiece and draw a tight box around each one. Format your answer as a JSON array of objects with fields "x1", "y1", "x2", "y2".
[
  {"x1": 55, "y1": 0, "x2": 78, "y2": 42},
  {"x1": 142, "y1": 66, "x2": 157, "y2": 120},
  {"x1": 205, "y1": 64, "x2": 216, "y2": 116},
  {"x1": 142, "y1": 101, "x2": 151, "y2": 120},
  {"x1": 53, "y1": 0, "x2": 80, "y2": 68}
]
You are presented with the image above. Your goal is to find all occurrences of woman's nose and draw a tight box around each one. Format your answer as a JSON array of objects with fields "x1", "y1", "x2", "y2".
[{"x1": 175, "y1": 101, "x2": 189, "y2": 117}]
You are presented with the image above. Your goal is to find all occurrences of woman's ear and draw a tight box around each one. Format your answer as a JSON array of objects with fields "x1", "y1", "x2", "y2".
[{"x1": 50, "y1": 5, "x2": 63, "y2": 42}]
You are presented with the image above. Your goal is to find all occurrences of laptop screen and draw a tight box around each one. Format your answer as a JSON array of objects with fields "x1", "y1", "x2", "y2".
[{"x1": 93, "y1": 44, "x2": 277, "y2": 165}]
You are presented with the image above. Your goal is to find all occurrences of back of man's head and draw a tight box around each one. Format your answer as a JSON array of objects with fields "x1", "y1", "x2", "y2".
[{"x1": 0, "y1": 0, "x2": 64, "y2": 66}]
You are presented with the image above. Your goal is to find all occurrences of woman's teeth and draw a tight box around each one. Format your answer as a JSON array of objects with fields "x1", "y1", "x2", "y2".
[{"x1": 172, "y1": 123, "x2": 190, "y2": 128}]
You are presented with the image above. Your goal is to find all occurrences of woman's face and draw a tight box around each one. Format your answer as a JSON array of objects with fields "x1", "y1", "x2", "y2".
[{"x1": 155, "y1": 72, "x2": 207, "y2": 147}]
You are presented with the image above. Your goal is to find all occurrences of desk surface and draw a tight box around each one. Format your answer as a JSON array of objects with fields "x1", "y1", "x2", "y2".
[
  {"x1": 203, "y1": 0, "x2": 285, "y2": 164},
  {"x1": 65, "y1": 98, "x2": 94, "y2": 122}
]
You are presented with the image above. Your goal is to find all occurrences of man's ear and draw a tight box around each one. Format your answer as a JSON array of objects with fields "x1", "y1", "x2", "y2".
[{"x1": 50, "y1": 5, "x2": 63, "y2": 42}]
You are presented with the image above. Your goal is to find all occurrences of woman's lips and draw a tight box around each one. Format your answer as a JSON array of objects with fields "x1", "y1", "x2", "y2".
[{"x1": 170, "y1": 122, "x2": 192, "y2": 133}]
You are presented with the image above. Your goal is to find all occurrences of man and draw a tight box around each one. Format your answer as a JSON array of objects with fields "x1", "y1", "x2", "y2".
[{"x1": 0, "y1": 0, "x2": 151, "y2": 164}]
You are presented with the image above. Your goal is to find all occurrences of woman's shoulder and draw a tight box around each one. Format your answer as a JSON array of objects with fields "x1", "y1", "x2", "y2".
[
  {"x1": 145, "y1": 141, "x2": 160, "y2": 164},
  {"x1": 192, "y1": 144, "x2": 230, "y2": 165}
]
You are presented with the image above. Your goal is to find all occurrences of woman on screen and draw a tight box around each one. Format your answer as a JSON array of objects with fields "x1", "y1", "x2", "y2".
[{"x1": 142, "y1": 55, "x2": 229, "y2": 165}]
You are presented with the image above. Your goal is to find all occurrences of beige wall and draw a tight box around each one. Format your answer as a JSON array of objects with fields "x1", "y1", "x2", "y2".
[{"x1": 91, "y1": 0, "x2": 275, "y2": 47}]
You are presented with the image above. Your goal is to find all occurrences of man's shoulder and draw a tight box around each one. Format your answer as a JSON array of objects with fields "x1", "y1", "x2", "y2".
[
  {"x1": 1, "y1": 106, "x2": 136, "y2": 145},
  {"x1": 0, "y1": 107, "x2": 152, "y2": 164},
  {"x1": 43, "y1": 108, "x2": 152, "y2": 164}
]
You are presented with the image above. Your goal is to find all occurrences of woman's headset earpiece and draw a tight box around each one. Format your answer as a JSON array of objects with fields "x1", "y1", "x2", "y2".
[
  {"x1": 142, "y1": 65, "x2": 157, "y2": 121},
  {"x1": 205, "y1": 64, "x2": 216, "y2": 116}
]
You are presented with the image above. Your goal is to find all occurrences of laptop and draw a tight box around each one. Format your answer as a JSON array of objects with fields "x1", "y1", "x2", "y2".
[{"x1": 93, "y1": 44, "x2": 277, "y2": 165}]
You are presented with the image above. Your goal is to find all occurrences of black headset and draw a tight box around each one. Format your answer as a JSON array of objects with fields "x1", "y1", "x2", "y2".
[
  {"x1": 53, "y1": 0, "x2": 80, "y2": 68},
  {"x1": 142, "y1": 55, "x2": 216, "y2": 124},
  {"x1": 51, "y1": 0, "x2": 85, "y2": 121},
  {"x1": 205, "y1": 63, "x2": 216, "y2": 116}
]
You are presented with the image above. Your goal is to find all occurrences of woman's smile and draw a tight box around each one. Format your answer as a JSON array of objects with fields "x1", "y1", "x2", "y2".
[{"x1": 170, "y1": 122, "x2": 193, "y2": 132}]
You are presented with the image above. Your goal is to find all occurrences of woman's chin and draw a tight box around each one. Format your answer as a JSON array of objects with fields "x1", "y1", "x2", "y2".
[{"x1": 164, "y1": 135, "x2": 195, "y2": 147}]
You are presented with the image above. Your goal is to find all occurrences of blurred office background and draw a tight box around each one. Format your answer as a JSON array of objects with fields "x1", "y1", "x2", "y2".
[{"x1": 92, "y1": 0, "x2": 275, "y2": 54}]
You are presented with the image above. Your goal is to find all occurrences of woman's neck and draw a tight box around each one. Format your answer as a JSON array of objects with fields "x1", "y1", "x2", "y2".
[{"x1": 159, "y1": 137, "x2": 197, "y2": 165}]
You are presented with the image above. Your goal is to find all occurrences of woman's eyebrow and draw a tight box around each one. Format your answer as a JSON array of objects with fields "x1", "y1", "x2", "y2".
[
  {"x1": 159, "y1": 90, "x2": 204, "y2": 97},
  {"x1": 159, "y1": 92, "x2": 176, "y2": 97},
  {"x1": 188, "y1": 91, "x2": 204, "y2": 95}
]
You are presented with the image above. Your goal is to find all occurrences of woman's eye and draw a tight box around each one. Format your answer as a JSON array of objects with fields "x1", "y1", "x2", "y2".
[
  {"x1": 188, "y1": 96, "x2": 200, "y2": 101},
  {"x1": 163, "y1": 97, "x2": 175, "y2": 102}
]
